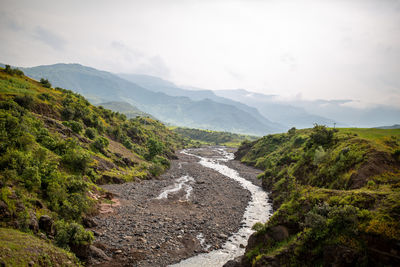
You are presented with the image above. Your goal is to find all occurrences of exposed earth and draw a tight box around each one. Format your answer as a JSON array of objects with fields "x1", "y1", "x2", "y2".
[{"x1": 89, "y1": 147, "x2": 264, "y2": 267}]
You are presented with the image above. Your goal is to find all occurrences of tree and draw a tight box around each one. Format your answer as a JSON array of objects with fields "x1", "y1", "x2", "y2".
[
  {"x1": 40, "y1": 78, "x2": 52, "y2": 88},
  {"x1": 146, "y1": 138, "x2": 163, "y2": 160}
]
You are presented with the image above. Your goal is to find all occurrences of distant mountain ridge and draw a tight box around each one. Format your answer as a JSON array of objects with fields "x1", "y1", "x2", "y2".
[
  {"x1": 117, "y1": 73, "x2": 284, "y2": 131},
  {"x1": 20, "y1": 63, "x2": 283, "y2": 135},
  {"x1": 214, "y1": 89, "x2": 400, "y2": 128}
]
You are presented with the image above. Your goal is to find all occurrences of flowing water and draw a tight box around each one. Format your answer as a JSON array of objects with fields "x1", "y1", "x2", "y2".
[{"x1": 170, "y1": 147, "x2": 273, "y2": 267}]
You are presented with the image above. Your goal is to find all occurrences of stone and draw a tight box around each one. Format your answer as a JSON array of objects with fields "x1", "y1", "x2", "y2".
[
  {"x1": 38, "y1": 215, "x2": 53, "y2": 235},
  {"x1": 29, "y1": 213, "x2": 39, "y2": 233},
  {"x1": 0, "y1": 200, "x2": 10, "y2": 218},
  {"x1": 89, "y1": 245, "x2": 111, "y2": 261},
  {"x1": 83, "y1": 217, "x2": 97, "y2": 228},
  {"x1": 269, "y1": 225, "x2": 289, "y2": 242}
]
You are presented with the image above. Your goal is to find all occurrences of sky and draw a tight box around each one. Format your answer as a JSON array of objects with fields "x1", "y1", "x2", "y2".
[{"x1": 1, "y1": 0, "x2": 400, "y2": 108}]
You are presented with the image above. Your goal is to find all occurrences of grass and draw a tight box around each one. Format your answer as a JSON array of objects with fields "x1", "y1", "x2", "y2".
[
  {"x1": 0, "y1": 228, "x2": 81, "y2": 266},
  {"x1": 338, "y1": 127, "x2": 400, "y2": 140}
]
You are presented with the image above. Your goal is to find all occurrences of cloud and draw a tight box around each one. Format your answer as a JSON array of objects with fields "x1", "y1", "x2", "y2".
[
  {"x1": 109, "y1": 41, "x2": 170, "y2": 77},
  {"x1": 32, "y1": 26, "x2": 67, "y2": 51}
]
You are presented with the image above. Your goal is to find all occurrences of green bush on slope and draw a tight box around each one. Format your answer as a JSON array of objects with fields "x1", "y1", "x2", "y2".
[
  {"x1": 237, "y1": 125, "x2": 400, "y2": 266},
  {"x1": 0, "y1": 67, "x2": 184, "y2": 260}
]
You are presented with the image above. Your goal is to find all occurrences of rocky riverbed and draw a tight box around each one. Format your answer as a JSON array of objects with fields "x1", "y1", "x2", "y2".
[{"x1": 89, "y1": 147, "x2": 270, "y2": 266}]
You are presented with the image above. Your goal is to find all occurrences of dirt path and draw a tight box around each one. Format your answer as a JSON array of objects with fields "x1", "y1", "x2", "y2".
[{"x1": 89, "y1": 147, "x2": 263, "y2": 266}]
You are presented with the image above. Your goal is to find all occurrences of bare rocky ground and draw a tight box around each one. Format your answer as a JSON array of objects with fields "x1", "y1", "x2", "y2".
[{"x1": 88, "y1": 147, "x2": 263, "y2": 267}]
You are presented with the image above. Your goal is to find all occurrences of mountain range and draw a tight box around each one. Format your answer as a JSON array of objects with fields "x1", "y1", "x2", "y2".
[
  {"x1": 19, "y1": 63, "x2": 284, "y2": 135},
  {"x1": 7, "y1": 63, "x2": 399, "y2": 132}
]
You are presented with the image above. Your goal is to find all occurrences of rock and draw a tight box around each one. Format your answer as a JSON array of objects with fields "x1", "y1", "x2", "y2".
[
  {"x1": 219, "y1": 233, "x2": 228, "y2": 239},
  {"x1": 35, "y1": 200, "x2": 44, "y2": 208},
  {"x1": 89, "y1": 245, "x2": 111, "y2": 261},
  {"x1": 224, "y1": 256, "x2": 243, "y2": 267},
  {"x1": 71, "y1": 243, "x2": 91, "y2": 259},
  {"x1": 268, "y1": 225, "x2": 289, "y2": 242},
  {"x1": 83, "y1": 217, "x2": 97, "y2": 228},
  {"x1": 0, "y1": 200, "x2": 10, "y2": 218},
  {"x1": 29, "y1": 213, "x2": 39, "y2": 233},
  {"x1": 38, "y1": 215, "x2": 53, "y2": 235}
]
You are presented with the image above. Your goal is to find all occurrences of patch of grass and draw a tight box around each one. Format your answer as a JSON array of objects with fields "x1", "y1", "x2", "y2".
[{"x1": 0, "y1": 228, "x2": 81, "y2": 266}]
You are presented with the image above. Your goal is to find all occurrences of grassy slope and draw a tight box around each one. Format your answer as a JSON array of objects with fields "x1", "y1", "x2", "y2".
[
  {"x1": 236, "y1": 126, "x2": 400, "y2": 266},
  {"x1": 172, "y1": 126, "x2": 259, "y2": 147},
  {"x1": 0, "y1": 67, "x2": 184, "y2": 262},
  {"x1": 0, "y1": 228, "x2": 80, "y2": 266}
]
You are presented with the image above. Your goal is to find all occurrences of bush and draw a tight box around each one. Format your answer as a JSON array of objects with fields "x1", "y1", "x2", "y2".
[
  {"x1": 84, "y1": 127, "x2": 97, "y2": 140},
  {"x1": 61, "y1": 147, "x2": 91, "y2": 173},
  {"x1": 40, "y1": 78, "x2": 52, "y2": 88},
  {"x1": 145, "y1": 138, "x2": 164, "y2": 160},
  {"x1": 62, "y1": 121, "x2": 83, "y2": 134},
  {"x1": 4, "y1": 65, "x2": 24, "y2": 76},
  {"x1": 38, "y1": 93, "x2": 53, "y2": 101},
  {"x1": 310, "y1": 124, "x2": 335, "y2": 146},
  {"x1": 14, "y1": 94, "x2": 34, "y2": 109},
  {"x1": 91, "y1": 137, "x2": 109, "y2": 152},
  {"x1": 55, "y1": 220, "x2": 93, "y2": 249}
]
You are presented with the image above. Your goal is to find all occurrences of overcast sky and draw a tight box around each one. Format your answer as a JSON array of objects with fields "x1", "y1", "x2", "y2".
[{"x1": 1, "y1": 0, "x2": 400, "y2": 108}]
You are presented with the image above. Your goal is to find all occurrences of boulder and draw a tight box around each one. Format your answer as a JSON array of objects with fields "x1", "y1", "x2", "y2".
[
  {"x1": 38, "y1": 215, "x2": 53, "y2": 235},
  {"x1": 82, "y1": 217, "x2": 98, "y2": 228},
  {"x1": 29, "y1": 212, "x2": 39, "y2": 233},
  {"x1": 89, "y1": 245, "x2": 111, "y2": 261},
  {"x1": 0, "y1": 200, "x2": 10, "y2": 218},
  {"x1": 268, "y1": 225, "x2": 289, "y2": 242},
  {"x1": 223, "y1": 256, "x2": 243, "y2": 267}
]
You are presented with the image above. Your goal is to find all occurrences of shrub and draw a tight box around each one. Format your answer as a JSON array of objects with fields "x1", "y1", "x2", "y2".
[
  {"x1": 313, "y1": 146, "x2": 326, "y2": 165},
  {"x1": 91, "y1": 137, "x2": 109, "y2": 152},
  {"x1": 288, "y1": 127, "x2": 296, "y2": 136},
  {"x1": 4, "y1": 65, "x2": 24, "y2": 76},
  {"x1": 61, "y1": 148, "x2": 91, "y2": 173},
  {"x1": 62, "y1": 121, "x2": 83, "y2": 134},
  {"x1": 310, "y1": 124, "x2": 335, "y2": 146},
  {"x1": 145, "y1": 138, "x2": 164, "y2": 160},
  {"x1": 84, "y1": 127, "x2": 97, "y2": 140},
  {"x1": 40, "y1": 78, "x2": 52, "y2": 88},
  {"x1": 38, "y1": 93, "x2": 53, "y2": 101},
  {"x1": 14, "y1": 94, "x2": 34, "y2": 109},
  {"x1": 55, "y1": 220, "x2": 93, "y2": 249}
]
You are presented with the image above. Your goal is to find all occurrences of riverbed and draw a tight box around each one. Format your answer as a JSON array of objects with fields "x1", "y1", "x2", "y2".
[{"x1": 90, "y1": 147, "x2": 272, "y2": 267}]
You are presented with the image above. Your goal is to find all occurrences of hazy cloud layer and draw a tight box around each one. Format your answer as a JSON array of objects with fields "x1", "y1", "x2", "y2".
[{"x1": 0, "y1": 0, "x2": 399, "y2": 108}]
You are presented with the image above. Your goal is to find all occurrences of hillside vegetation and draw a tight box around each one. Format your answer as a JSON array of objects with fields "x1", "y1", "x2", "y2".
[
  {"x1": 235, "y1": 126, "x2": 400, "y2": 266},
  {"x1": 0, "y1": 66, "x2": 184, "y2": 263},
  {"x1": 172, "y1": 127, "x2": 259, "y2": 147}
]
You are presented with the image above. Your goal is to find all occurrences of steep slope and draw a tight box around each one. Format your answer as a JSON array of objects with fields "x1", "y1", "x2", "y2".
[
  {"x1": 233, "y1": 126, "x2": 400, "y2": 266},
  {"x1": 21, "y1": 63, "x2": 282, "y2": 135},
  {"x1": 118, "y1": 73, "x2": 286, "y2": 132},
  {"x1": 0, "y1": 66, "x2": 183, "y2": 262}
]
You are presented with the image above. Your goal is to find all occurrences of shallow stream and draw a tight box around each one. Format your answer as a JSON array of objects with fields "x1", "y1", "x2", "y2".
[{"x1": 170, "y1": 147, "x2": 272, "y2": 267}]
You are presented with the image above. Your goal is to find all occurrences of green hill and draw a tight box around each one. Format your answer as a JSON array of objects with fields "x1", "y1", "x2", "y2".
[
  {"x1": 235, "y1": 126, "x2": 400, "y2": 266},
  {"x1": 0, "y1": 65, "x2": 184, "y2": 262},
  {"x1": 172, "y1": 127, "x2": 259, "y2": 147}
]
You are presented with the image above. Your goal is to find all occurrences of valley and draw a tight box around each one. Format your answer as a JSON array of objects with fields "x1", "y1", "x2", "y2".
[{"x1": 89, "y1": 147, "x2": 271, "y2": 266}]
